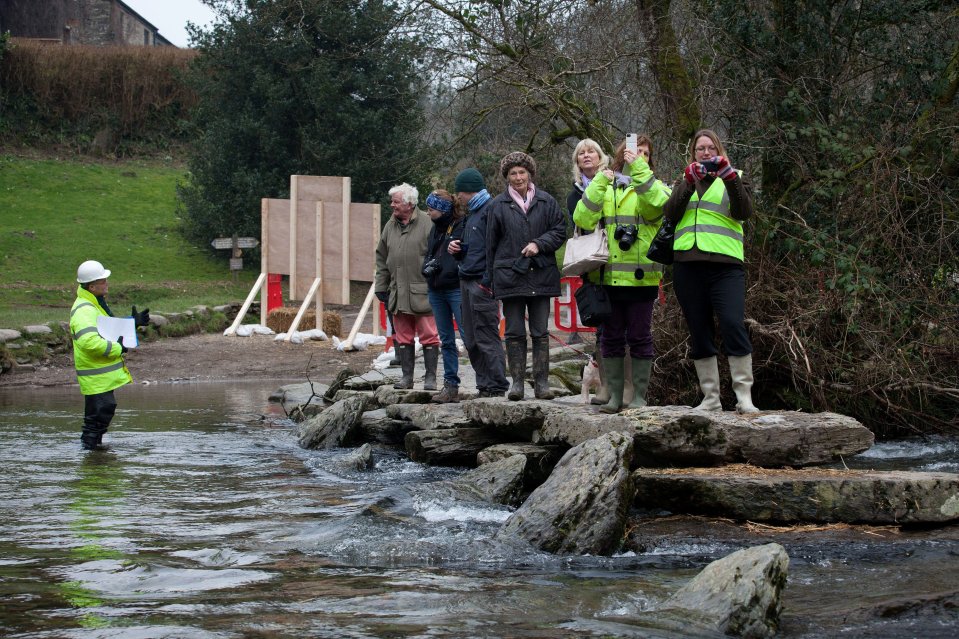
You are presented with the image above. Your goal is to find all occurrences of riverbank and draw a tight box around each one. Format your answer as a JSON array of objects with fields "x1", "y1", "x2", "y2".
[{"x1": 0, "y1": 331, "x2": 379, "y2": 389}]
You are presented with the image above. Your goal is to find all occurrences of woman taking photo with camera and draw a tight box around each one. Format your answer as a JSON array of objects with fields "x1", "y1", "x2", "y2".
[
  {"x1": 422, "y1": 189, "x2": 466, "y2": 403},
  {"x1": 488, "y1": 152, "x2": 567, "y2": 401},
  {"x1": 573, "y1": 134, "x2": 670, "y2": 413},
  {"x1": 663, "y1": 128, "x2": 759, "y2": 413}
]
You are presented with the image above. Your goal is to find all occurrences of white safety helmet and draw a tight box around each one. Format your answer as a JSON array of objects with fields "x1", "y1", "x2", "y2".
[{"x1": 77, "y1": 260, "x2": 111, "y2": 284}]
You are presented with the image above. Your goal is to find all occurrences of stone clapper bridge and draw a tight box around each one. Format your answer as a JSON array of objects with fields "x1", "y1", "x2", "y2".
[{"x1": 274, "y1": 350, "x2": 959, "y2": 636}]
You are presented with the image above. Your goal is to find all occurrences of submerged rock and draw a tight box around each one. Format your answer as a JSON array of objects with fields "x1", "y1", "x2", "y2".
[
  {"x1": 633, "y1": 465, "x2": 959, "y2": 524},
  {"x1": 445, "y1": 454, "x2": 527, "y2": 506},
  {"x1": 497, "y1": 431, "x2": 634, "y2": 555},
  {"x1": 271, "y1": 381, "x2": 329, "y2": 417},
  {"x1": 664, "y1": 543, "x2": 788, "y2": 638},
  {"x1": 334, "y1": 443, "x2": 374, "y2": 471}
]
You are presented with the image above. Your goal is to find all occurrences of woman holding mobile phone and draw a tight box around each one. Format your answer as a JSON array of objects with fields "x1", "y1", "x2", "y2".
[
  {"x1": 572, "y1": 134, "x2": 670, "y2": 413},
  {"x1": 663, "y1": 128, "x2": 760, "y2": 413}
]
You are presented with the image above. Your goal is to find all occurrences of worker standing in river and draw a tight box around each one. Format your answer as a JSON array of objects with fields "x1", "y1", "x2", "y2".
[{"x1": 70, "y1": 260, "x2": 149, "y2": 451}]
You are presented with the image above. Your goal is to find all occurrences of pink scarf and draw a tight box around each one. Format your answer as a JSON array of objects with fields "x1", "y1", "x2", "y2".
[{"x1": 508, "y1": 183, "x2": 536, "y2": 213}]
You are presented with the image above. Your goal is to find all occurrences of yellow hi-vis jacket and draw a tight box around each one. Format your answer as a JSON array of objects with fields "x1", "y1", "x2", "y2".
[
  {"x1": 70, "y1": 286, "x2": 132, "y2": 395},
  {"x1": 572, "y1": 156, "x2": 670, "y2": 287},
  {"x1": 673, "y1": 174, "x2": 745, "y2": 261}
]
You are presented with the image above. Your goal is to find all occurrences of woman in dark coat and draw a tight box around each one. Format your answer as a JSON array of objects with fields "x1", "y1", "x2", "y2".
[{"x1": 487, "y1": 152, "x2": 567, "y2": 401}]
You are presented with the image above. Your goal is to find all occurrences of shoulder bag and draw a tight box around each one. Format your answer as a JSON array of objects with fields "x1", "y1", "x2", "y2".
[
  {"x1": 573, "y1": 267, "x2": 612, "y2": 327},
  {"x1": 562, "y1": 223, "x2": 609, "y2": 277},
  {"x1": 646, "y1": 215, "x2": 675, "y2": 265}
]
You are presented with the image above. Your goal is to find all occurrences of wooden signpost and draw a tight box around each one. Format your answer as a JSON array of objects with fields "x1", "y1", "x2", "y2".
[{"x1": 212, "y1": 235, "x2": 259, "y2": 281}]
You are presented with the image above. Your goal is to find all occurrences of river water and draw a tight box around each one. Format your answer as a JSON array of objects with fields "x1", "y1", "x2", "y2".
[{"x1": 1, "y1": 382, "x2": 957, "y2": 638}]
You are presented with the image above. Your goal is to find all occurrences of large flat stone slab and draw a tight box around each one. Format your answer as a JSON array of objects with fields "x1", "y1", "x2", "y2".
[
  {"x1": 632, "y1": 465, "x2": 959, "y2": 524},
  {"x1": 463, "y1": 397, "x2": 567, "y2": 439},
  {"x1": 542, "y1": 405, "x2": 874, "y2": 468},
  {"x1": 384, "y1": 403, "x2": 474, "y2": 430}
]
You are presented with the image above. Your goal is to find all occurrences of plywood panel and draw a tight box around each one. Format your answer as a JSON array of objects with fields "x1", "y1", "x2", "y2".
[
  {"x1": 348, "y1": 203, "x2": 380, "y2": 281},
  {"x1": 264, "y1": 199, "x2": 290, "y2": 274},
  {"x1": 274, "y1": 175, "x2": 378, "y2": 304},
  {"x1": 291, "y1": 175, "x2": 347, "y2": 204}
]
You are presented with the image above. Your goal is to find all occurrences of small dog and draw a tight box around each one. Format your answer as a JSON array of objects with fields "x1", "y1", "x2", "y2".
[{"x1": 581, "y1": 355, "x2": 602, "y2": 404}]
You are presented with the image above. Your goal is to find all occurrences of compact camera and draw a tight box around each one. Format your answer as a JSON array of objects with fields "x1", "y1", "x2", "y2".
[
  {"x1": 699, "y1": 158, "x2": 721, "y2": 173},
  {"x1": 614, "y1": 224, "x2": 639, "y2": 251},
  {"x1": 422, "y1": 258, "x2": 441, "y2": 277}
]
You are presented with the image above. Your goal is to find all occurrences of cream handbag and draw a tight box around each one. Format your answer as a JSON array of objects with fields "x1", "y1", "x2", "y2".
[{"x1": 562, "y1": 225, "x2": 609, "y2": 276}]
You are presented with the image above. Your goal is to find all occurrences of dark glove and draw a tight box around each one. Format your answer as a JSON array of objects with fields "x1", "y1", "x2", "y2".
[
  {"x1": 710, "y1": 155, "x2": 735, "y2": 180},
  {"x1": 132, "y1": 305, "x2": 150, "y2": 328},
  {"x1": 684, "y1": 161, "x2": 707, "y2": 184},
  {"x1": 375, "y1": 291, "x2": 389, "y2": 304},
  {"x1": 118, "y1": 336, "x2": 129, "y2": 354}
]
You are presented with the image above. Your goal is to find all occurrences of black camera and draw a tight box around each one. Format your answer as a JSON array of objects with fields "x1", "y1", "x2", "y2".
[
  {"x1": 699, "y1": 158, "x2": 720, "y2": 173},
  {"x1": 422, "y1": 258, "x2": 440, "y2": 277},
  {"x1": 614, "y1": 224, "x2": 639, "y2": 251}
]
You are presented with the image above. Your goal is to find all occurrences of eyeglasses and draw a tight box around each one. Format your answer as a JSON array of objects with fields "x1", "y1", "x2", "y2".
[{"x1": 695, "y1": 145, "x2": 718, "y2": 153}]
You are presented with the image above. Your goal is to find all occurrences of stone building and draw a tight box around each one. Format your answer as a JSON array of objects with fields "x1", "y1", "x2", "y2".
[{"x1": 0, "y1": 0, "x2": 173, "y2": 46}]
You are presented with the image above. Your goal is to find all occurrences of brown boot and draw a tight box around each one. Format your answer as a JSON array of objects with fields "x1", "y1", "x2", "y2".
[{"x1": 431, "y1": 383, "x2": 460, "y2": 404}]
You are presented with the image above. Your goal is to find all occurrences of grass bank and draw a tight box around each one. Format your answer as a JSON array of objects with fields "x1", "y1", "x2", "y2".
[{"x1": 0, "y1": 154, "x2": 257, "y2": 328}]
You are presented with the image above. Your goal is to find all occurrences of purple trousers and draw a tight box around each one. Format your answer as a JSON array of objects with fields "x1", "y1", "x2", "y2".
[{"x1": 600, "y1": 291, "x2": 656, "y2": 359}]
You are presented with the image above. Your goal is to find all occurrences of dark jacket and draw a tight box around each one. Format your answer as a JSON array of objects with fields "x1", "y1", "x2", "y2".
[
  {"x1": 487, "y1": 188, "x2": 566, "y2": 299},
  {"x1": 457, "y1": 199, "x2": 493, "y2": 285},
  {"x1": 566, "y1": 183, "x2": 584, "y2": 219},
  {"x1": 423, "y1": 215, "x2": 465, "y2": 291}
]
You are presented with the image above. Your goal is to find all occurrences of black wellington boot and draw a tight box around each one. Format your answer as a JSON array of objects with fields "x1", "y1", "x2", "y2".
[
  {"x1": 506, "y1": 338, "x2": 527, "y2": 401},
  {"x1": 531, "y1": 337, "x2": 555, "y2": 400}
]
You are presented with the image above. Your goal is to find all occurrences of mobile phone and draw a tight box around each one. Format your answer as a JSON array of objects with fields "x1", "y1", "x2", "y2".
[{"x1": 626, "y1": 133, "x2": 638, "y2": 153}]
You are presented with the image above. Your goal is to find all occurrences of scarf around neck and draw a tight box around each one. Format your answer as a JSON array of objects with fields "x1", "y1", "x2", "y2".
[
  {"x1": 508, "y1": 183, "x2": 536, "y2": 213},
  {"x1": 467, "y1": 189, "x2": 491, "y2": 212}
]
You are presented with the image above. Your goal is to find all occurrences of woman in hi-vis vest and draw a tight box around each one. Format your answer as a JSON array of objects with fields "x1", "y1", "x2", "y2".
[{"x1": 662, "y1": 129, "x2": 760, "y2": 413}]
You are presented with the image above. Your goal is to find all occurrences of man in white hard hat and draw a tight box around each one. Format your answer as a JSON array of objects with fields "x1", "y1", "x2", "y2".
[{"x1": 70, "y1": 260, "x2": 149, "y2": 451}]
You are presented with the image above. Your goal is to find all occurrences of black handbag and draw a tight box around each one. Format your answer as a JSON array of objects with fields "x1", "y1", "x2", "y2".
[
  {"x1": 574, "y1": 269, "x2": 612, "y2": 327},
  {"x1": 646, "y1": 215, "x2": 675, "y2": 265}
]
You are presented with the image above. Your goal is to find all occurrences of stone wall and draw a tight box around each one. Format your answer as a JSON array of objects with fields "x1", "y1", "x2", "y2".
[{"x1": 1, "y1": 1, "x2": 166, "y2": 47}]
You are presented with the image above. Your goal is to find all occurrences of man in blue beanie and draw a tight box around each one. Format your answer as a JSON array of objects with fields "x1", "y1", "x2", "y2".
[{"x1": 450, "y1": 168, "x2": 509, "y2": 397}]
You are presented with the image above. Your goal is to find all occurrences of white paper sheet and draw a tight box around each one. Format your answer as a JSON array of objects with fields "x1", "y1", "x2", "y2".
[{"x1": 96, "y1": 316, "x2": 138, "y2": 349}]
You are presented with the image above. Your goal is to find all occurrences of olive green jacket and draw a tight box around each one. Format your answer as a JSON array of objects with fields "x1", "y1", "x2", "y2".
[{"x1": 374, "y1": 209, "x2": 433, "y2": 316}]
